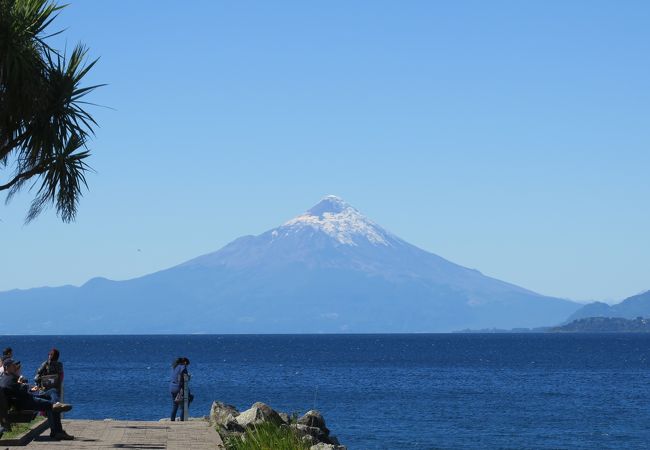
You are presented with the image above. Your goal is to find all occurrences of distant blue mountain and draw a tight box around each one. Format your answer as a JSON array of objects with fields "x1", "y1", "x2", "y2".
[
  {"x1": 566, "y1": 291, "x2": 650, "y2": 322},
  {"x1": 0, "y1": 196, "x2": 580, "y2": 334}
]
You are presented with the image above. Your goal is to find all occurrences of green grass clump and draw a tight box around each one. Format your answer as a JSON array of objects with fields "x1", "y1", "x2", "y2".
[
  {"x1": 0, "y1": 417, "x2": 46, "y2": 440},
  {"x1": 225, "y1": 422, "x2": 310, "y2": 450}
]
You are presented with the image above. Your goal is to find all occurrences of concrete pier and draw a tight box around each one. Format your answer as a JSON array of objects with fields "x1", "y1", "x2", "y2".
[{"x1": 12, "y1": 419, "x2": 224, "y2": 450}]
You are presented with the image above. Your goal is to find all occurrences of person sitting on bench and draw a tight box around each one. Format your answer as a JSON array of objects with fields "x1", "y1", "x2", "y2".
[
  {"x1": 0, "y1": 347, "x2": 13, "y2": 375},
  {"x1": 34, "y1": 348, "x2": 64, "y2": 402},
  {"x1": 0, "y1": 359, "x2": 74, "y2": 441}
]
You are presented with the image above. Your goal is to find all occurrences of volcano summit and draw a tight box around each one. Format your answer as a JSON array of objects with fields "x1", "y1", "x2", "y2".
[{"x1": 0, "y1": 196, "x2": 580, "y2": 333}]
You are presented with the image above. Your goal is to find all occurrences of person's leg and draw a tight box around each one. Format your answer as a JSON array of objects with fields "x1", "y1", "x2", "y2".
[
  {"x1": 19, "y1": 394, "x2": 70, "y2": 438},
  {"x1": 38, "y1": 389, "x2": 60, "y2": 403},
  {"x1": 44, "y1": 390, "x2": 63, "y2": 435},
  {"x1": 170, "y1": 392, "x2": 179, "y2": 421},
  {"x1": 17, "y1": 395, "x2": 52, "y2": 411},
  {"x1": 17, "y1": 396, "x2": 60, "y2": 434},
  {"x1": 46, "y1": 409, "x2": 63, "y2": 434},
  {"x1": 36, "y1": 389, "x2": 67, "y2": 436}
]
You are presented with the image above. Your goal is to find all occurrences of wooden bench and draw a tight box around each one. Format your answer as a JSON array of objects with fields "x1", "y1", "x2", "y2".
[{"x1": 0, "y1": 388, "x2": 38, "y2": 435}]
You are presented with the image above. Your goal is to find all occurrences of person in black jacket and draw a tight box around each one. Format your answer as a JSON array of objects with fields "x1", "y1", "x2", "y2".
[
  {"x1": 34, "y1": 348, "x2": 64, "y2": 397},
  {"x1": 0, "y1": 359, "x2": 73, "y2": 440}
]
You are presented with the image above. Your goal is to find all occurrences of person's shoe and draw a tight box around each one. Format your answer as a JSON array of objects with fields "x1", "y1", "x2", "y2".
[
  {"x1": 52, "y1": 402, "x2": 73, "y2": 412},
  {"x1": 51, "y1": 431, "x2": 74, "y2": 440}
]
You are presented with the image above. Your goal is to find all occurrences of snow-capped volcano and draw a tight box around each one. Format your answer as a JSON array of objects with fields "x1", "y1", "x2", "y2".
[
  {"x1": 0, "y1": 196, "x2": 581, "y2": 334},
  {"x1": 278, "y1": 195, "x2": 392, "y2": 246}
]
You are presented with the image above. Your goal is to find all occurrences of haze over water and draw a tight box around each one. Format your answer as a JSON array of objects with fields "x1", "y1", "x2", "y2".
[{"x1": 7, "y1": 333, "x2": 650, "y2": 449}]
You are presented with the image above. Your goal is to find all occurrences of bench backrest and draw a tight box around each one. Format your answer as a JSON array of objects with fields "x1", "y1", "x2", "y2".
[{"x1": 0, "y1": 387, "x2": 9, "y2": 426}]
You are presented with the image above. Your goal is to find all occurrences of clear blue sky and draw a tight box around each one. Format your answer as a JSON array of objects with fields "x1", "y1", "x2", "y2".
[{"x1": 1, "y1": 1, "x2": 649, "y2": 302}]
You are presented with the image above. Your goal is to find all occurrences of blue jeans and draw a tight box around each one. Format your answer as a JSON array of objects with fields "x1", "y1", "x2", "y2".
[
  {"x1": 36, "y1": 389, "x2": 60, "y2": 403},
  {"x1": 170, "y1": 392, "x2": 184, "y2": 421}
]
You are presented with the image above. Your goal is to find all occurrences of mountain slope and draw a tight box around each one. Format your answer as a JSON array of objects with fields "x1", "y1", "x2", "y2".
[
  {"x1": 0, "y1": 196, "x2": 580, "y2": 333},
  {"x1": 566, "y1": 291, "x2": 650, "y2": 322}
]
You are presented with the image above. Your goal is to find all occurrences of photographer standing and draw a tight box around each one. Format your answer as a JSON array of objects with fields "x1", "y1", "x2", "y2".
[
  {"x1": 169, "y1": 357, "x2": 193, "y2": 421},
  {"x1": 169, "y1": 357, "x2": 187, "y2": 421}
]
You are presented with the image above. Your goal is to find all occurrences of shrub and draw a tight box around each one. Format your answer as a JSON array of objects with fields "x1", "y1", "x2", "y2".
[{"x1": 225, "y1": 421, "x2": 310, "y2": 450}]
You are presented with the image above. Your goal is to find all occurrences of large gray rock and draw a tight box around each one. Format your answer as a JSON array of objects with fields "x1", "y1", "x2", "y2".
[
  {"x1": 235, "y1": 402, "x2": 283, "y2": 428},
  {"x1": 301, "y1": 434, "x2": 318, "y2": 446},
  {"x1": 209, "y1": 400, "x2": 345, "y2": 448},
  {"x1": 225, "y1": 418, "x2": 245, "y2": 432},
  {"x1": 310, "y1": 444, "x2": 347, "y2": 450},
  {"x1": 291, "y1": 424, "x2": 330, "y2": 444},
  {"x1": 298, "y1": 410, "x2": 329, "y2": 435},
  {"x1": 209, "y1": 401, "x2": 240, "y2": 430}
]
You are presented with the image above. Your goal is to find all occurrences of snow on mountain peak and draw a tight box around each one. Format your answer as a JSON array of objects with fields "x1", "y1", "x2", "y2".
[
  {"x1": 307, "y1": 195, "x2": 350, "y2": 217},
  {"x1": 279, "y1": 195, "x2": 392, "y2": 246}
]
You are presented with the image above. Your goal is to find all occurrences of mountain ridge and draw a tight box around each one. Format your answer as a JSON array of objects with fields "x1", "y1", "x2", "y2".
[
  {"x1": 0, "y1": 196, "x2": 580, "y2": 334},
  {"x1": 567, "y1": 290, "x2": 650, "y2": 322}
]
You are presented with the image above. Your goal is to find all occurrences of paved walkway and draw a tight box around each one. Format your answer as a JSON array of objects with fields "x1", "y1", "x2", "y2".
[{"x1": 20, "y1": 419, "x2": 224, "y2": 450}]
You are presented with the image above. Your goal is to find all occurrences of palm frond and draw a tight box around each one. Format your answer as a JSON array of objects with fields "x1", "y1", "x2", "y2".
[
  {"x1": 25, "y1": 133, "x2": 92, "y2": 223},
  {"x1": 1, "y1": 0, "x2": 103, "y2": 222}
]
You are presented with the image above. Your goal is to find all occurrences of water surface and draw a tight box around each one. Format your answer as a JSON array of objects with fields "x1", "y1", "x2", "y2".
[{"x1": 3, "y1": 334, "x2": 650, "y2": 449}]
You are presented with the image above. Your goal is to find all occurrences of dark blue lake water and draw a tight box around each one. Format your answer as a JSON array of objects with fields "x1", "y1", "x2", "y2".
[{"x1": 2, "y1": 334, "x2": 650, "y2": 449}]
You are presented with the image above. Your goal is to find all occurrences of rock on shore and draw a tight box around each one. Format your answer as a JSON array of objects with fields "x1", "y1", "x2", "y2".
[{"x1": 210, "y1": 401, "x2": 346, "y2": 450}]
